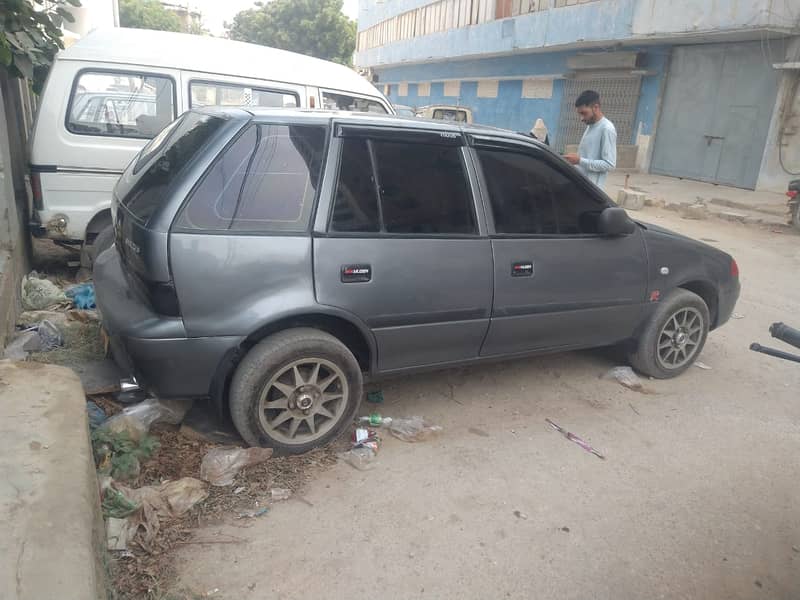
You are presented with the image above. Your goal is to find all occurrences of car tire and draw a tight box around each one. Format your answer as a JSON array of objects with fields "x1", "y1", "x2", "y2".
[
  {"x1": 628, "y1": 288, "x2": 710, "y2": 379},
  {"x1": 87, "y1": 225, "x2": 115, "y2": 271},
  {"x1": 229, "y1": 328, "x2": 363, "y2": 454},
  {"x1": 791, "y1": 203, "x2": 800, "y2": 231}
]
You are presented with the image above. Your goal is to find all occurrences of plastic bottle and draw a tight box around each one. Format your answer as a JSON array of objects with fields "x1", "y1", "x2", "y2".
[{"x1": 359, "y1": 413, "x2": 393, "y2": 427}]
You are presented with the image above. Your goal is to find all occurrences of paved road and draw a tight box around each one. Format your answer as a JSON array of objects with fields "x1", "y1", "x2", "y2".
[{"x1": 177, "y1": 208, "x2": 800, "y2": 600}]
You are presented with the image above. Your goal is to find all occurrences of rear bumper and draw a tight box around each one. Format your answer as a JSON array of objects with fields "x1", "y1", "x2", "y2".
[
  {"x1": 94, "y1": 249, "x2": 241, "y2": 398},
  {"x1": 714, "y1": 277, "x2": 741, "y2": 329}
]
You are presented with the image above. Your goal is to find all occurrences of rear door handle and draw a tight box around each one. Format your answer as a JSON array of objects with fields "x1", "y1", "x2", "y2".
[
  {"x1": 341, "y1": 264, "x2": 371, "y2": 283},
  {"x1": 511, "y1": 261, "x2": 533, "y2": 277}
]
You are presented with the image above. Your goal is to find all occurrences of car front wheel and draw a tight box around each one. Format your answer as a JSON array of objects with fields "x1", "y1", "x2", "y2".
[
  {"x1": 229, "y1": 328, "x2": 363, "y2": 454},
  {"x1": 628, "y1": 289, "x2": 710, "y2": 379}
]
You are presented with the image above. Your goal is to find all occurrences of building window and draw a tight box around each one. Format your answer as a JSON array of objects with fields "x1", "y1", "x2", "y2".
[
  {"x1": 443, "y1": 80, "x2": 461, "y2": 97},
  {"x1": 398, "y1": 82, "x2": 409, "y2": 96},
  {"x1": 385, "y1": 84, "x2": 392, "y2": 96},
  {"x1": 417, "y1": 82, "x2": 431, "y2": 97},
  {"x1": 477, "y1": 79, "x2": 499, "y2": 98},
  {"x1": 522, "y1": 78, "x2": 554, "y2": 99}
]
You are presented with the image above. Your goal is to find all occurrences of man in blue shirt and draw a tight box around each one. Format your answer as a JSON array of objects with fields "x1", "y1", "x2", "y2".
[{"x1": 564, "y1": 90, "x2": 617, "y2": 189}]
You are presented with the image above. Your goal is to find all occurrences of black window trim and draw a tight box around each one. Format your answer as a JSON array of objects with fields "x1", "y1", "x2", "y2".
[
  {"x1": 469, "y1": 136, "x2": 613, "y2": 240},
  {"x1": 187, "y1": 78, "x2": 301, "y2": 110},
  {"x1": 170, "y1": 121, "x2": 330, "y2": 236},
  {"x1": 65, "y1": 67, "x2": 178, "y2": 140},
  {"x1": 325, "y1": 127, "x2": 482, "y2": 239}
]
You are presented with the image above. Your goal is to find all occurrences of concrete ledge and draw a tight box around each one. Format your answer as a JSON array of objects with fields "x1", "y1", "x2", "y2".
[{"x1": 0, "y1": 360, "x2": 107, "y2": 600}]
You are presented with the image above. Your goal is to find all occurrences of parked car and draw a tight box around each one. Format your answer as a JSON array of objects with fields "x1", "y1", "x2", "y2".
[
  {"x1": 393, "y1": 104, "x2": 417, "y2": 118},
  {"x1": 28, "y1": 28, "x2": 392, "y2": 270},
  {"x1": 95, "y1": 108, "x2": 740, "y2": 454},
  {"x1": 417, "y1": 105, "x2": 473, "y2": 123}
]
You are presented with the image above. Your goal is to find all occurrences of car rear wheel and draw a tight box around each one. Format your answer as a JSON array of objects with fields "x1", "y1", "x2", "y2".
[
  {"x1": 628, "y1": 289, "x2": 710, "y2": 379},
  {"x1": 229, "y1": 328, "x2": 363, "y2": 454}
]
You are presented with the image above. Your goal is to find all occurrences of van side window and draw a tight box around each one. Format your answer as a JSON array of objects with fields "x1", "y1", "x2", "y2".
[
  {"x1": 477, "y1": 147, "x2": 605, "y2": 235},
  {"x1": 190, "y1": 82, "x2": 298, "y2": 109},
  {"x1": 67, "y1": 71, "x2": 175, "y2": 138},
  {"x1": 175, "y1": 124, "x2": 326, "y2": 233},
  {"x1": 322, "y1": 91, "x2": 387, "y2": 114},
  {"x1": 331, "y1": 137, "x2": 476, "y2": 235}
]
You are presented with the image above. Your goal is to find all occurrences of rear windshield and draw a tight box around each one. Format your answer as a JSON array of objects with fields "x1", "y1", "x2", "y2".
[{"x1": 115, "y1": 112, "x2": 227, "y2": 223}]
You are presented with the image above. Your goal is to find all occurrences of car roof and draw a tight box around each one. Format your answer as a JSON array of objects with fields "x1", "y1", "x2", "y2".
[
  {"x1": 58, "y1": 28, "x2": 385, "y2": 99},
  {"x1": 200, "y1": 106, "x2": 543, "y2": 145}
]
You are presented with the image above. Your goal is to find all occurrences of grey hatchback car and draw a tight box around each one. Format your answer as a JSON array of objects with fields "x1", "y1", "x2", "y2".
[{"x1": 95, "y1": 108, "x2": 740, "y2": 453}]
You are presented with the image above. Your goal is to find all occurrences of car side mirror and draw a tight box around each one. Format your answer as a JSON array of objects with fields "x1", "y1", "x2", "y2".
[{"x1": 598, "y1": 207, "x2": 636, "y2": 236}]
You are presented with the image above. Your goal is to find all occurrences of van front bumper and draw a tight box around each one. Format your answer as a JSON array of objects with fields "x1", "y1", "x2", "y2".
[{"x1": 94, "y1": 248, "x2": 241, "y2": 398}]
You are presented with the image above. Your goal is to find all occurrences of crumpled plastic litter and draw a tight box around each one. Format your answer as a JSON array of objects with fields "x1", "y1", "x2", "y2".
[
  {"x1": 21, "y1": 271, "x2": 68, "y2": 310},
  {"x1": 35, "y1": 319, "x2": 63, "y2": 350},
  {"x1": 2, "y1": 320, "x2": 64, "y2": 359},
  {"x1": 200, "y1": 447, "x2": 274, "y2": 486},
  {"x1": 339, "y1": 446, "x2": 377, "y2": 470},
  {"x1": 86, "y1": 400, "x2": 107, "y2": 429},
  {"x1": 604, "y1": 366, "x2": 643, "y2": 391},
  {"x1": 112, "y1": 478, "x2": 208, "y2": 552},
  {"x1": 3, "y1": 330, "x2": 37, "y2": 359},
  {"x1": 388, "y1": 416, "x2": 444, "y2": 442},
  {"x1": 99, "y1": 398, "x2": 191, "y2": 442},
  {"x1": 65, "y1": 282, "x2": 96, "y2": 309},
  {"x1": 270, "y1": 488, "x2": 292, "y2": 501}
]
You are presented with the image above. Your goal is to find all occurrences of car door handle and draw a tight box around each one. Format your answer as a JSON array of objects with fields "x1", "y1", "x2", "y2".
[
  {"x1": 511, "y1": 261, "x2": 534, "y2": 277},
  {"x1": 341, "y1": 264, "x2": 371, "y2": 283}
]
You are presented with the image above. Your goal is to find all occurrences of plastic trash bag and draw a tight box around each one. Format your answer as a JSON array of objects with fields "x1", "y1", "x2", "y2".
[
  {"x1": 339, "y1": 446, "x2": 377, "y2": 470},
  {"x1": 388, "y1": 416, "x2": 443, "y2": 442},
  {"x1": 604, "y1": 366, "x2": 644, "y2": 391},
  {"x1": 200, "y1": 447, "x2": 273, "y2": 486},
  {"x1": 36, "y1": 319, "x2": 63, "y2": 350},
  {"x1": 86, "y1": 401, "x2": 107, "y2": 429},
  {"x1": 99, "y1": 398, "x2": 191, "y2": 441},
  {"x1": 21, "y1": 271, "x2": 68, "y2": 310},
  {"x1": 65, "y1": 282, "x2": 96, "y2": 309}
]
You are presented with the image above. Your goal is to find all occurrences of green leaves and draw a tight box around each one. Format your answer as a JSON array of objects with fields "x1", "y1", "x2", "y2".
[
  {"x1": 228, "y1": 0, "x2": 356, "y2": 65},
  {"x1": 0, "y1": 0, "x2": 81, "y2": 91},
  {"x1": 119, "y1": 0, "x2": 182, "y2": 33}
]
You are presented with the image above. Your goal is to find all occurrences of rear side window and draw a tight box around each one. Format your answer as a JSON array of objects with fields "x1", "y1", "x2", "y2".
[
  {"x1": 67, "y1": 71, "x2": 175, "y2": 138},
  {"x1": 322, "y1": 91, "x2": 387, "y2": 114},
  {"x1": 331, "y1": 137, "x2": 475, "y2": 235},
  {"x1": 190, "y1": 81, "x2": 298, "y2": 109},
  {"x1": 116, "y1": 112, "x2": 227, "y2": 223},
  {"x1": 433, "y1": 109, "x2": 468, "y2": 122},
  {"x1": 477, "y1": 147, "x2": 605, "y2": 235},
  {"x1": 175, "y1": 124, "x2": 326, "y2": 233}
]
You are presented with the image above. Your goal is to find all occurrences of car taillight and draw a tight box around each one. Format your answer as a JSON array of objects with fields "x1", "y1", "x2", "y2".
[
  {"x1": 787, "y1": 190, "x2": 798, "y2": 199},
  {"x1": 730, "y1": 258, "x2": 739, "y2": 278},
  {"x1": 147, "y1": 281, "x2": 181, "y2": 317},
  {"x1": 30, "y1": 172, "x2": 43, "y2": 210}
]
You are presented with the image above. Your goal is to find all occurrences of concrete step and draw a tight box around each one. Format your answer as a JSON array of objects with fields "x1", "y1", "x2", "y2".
[
  {"x1": 707, "y1": 196, "x2": 788, "y2": 218},
  {"x1": 0, "y1": 360, "x2": 107, "y2": 600}
]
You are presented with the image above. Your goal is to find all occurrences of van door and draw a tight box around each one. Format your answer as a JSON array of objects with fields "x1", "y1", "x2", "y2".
[
  {"x1": 181, "y1": 71, "x2": 305, "y2": 110},
  {"x1": 314, "y1": 126, "x2": 492, "y2": 372}
]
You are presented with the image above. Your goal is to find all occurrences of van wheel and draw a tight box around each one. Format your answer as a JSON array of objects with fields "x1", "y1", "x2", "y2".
[
  {"x1": 229, "y1": 328, "x2": 363, "y2": 454},
  {"x1": 628, "y1": 289, "x2": 709, "y2": 379}
]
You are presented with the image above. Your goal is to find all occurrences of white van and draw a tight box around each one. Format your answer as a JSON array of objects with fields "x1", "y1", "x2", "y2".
[{"x1": 29, "y1": 28, "x2": 392, "y2": 265}]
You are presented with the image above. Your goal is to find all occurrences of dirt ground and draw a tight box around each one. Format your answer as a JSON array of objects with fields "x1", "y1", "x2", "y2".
[{"x1": 168, "y1": 208, "x2": 799, "y2": 599}]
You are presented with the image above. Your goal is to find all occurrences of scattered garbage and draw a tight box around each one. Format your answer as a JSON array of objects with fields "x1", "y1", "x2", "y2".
[
  {"x1": 468, "y1": 427, "x2": 490, "y2": 437},
  {"x1": 99, "y1": 398, "x2": 191, "y2": 441},
  {"x1": 694, "y1": 361, "x2": 712, "y2": 370},
  {"x1": 92, "y1": 427, "x2": 160, "y2": 481},
  {"x1": 112, "y1": 478, "x2": 208, "y2": 551},
  {"x1": 731, "y1": 313, "x2": 745, "y2": 319},
  {"x1": 3, "y1": 319, "x2": 64, "y2": 360},
  {"x1": 366, "y1": 390, "x2": 384, "y2": 404},
  {"x1": 237, "y1": 507, "x2": 269, "y2": 519},
  {"x1": 107, "y1": 517, "x2": 132, "y2": 551},
  {"x1": 21, "y1": 271, "x2": 68, "y2": 310},
  {"x1": 67, "y1": 309, "x2": 100, "y2": 323},
  {"x1": 3, "y1": 330, "x2": 38, "y2": 360},
  {"x1": 270, "y1": 488, "x2": 292, "y2": 502},
  {"x1": 389, "y1": 416, "x2": 443, "y2": 442},
  {"x1": 359, "y1": 413, "x2": 393, "y2": 427},
  {"x1": 35, "y1": 319, "x2": 63, "y2": 350},
  {"x1": 340, "y1": 446, "x2": 378, "y2": 471},
  {"x1": 102, "y1": 487, "x2": 141, "y2": 519},
  {"x1": 513, "y1": 510, "x2": 528, "y2": 520},
  {"x1": 200, "y1": 446, "x2": 274, "y2": 486},
  {"x1": 545, "y1": 418, "x2": 605, "y2": 460},
  {"x1": 65, "y1": 282, "x2": 96, "y2": 309},
  {"x1": 86, "y1": 400, "x2": 107, "y2": 429},
  {"x1": 604, "y1": 366, "x2": 644, "y2": 392}
]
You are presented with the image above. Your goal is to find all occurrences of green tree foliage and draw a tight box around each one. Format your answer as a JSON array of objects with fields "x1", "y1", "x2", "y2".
[
  {"x1": 0, "y1": 0, "x2": 81, "y2": 93},
  {"x1": 228, "y1": 0, "x2": 356, "y2": 65},
  {"x1": 119, "y1": 0, "x2": 182, "y2": 33}
]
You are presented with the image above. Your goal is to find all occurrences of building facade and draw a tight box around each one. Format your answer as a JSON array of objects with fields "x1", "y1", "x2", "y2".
[{"x1": 355, "y1": 0, "x2": 800, "y2": 191}]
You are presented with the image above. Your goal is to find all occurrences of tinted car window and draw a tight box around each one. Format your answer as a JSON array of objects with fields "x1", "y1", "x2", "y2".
[
  {"x1": 331, "y1": 138, "x2": 380, "y2": 232},
  {"x1": 116, "y1": 112, "x2": 227, "y2": 223},
  {"x1": 433, "y1": 109, "x2": 468, "y2": 122},
  {"x1": 175, "y1": 124, "x2": 326, "y2": 232},
  {"x1": 477, "y1": 147, "x2": 604, "y2": 235},
  {"x1": 67, "y1": 71, "x2": 175, "y2": 138},
  {"x1": 190, "y1": 81, "x2": 298, "y2": 109},
  {"x1": 322, "y1": 91, "x2": 387, "y2": 113},
  {"x1": 330, "y1": 137, "x2": 475, "y2": 235}
]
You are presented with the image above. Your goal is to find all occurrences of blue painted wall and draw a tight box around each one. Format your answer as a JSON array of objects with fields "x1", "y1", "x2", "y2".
[{"x1": 381, "y1": 45, "x2": 670, "y2": 146}]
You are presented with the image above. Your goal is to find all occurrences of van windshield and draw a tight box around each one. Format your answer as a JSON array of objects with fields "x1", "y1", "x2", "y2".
[{"x1": 116, "y1": 112, "x2": 227, "y2": 223}]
